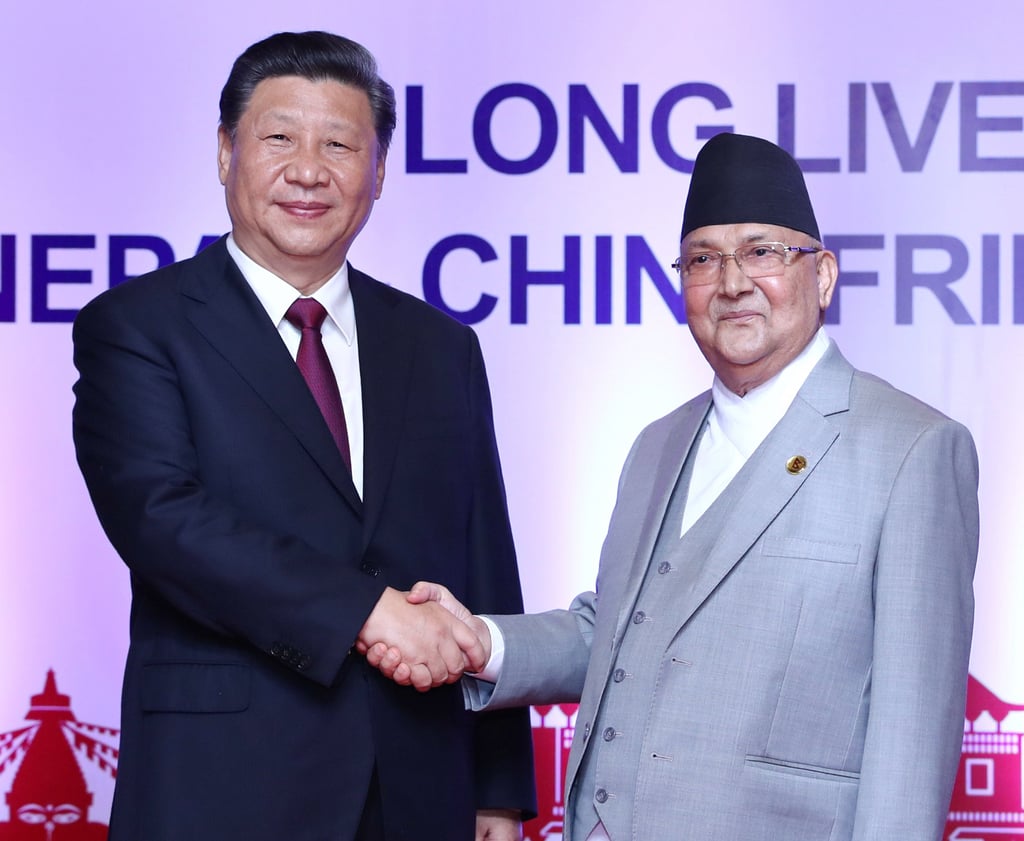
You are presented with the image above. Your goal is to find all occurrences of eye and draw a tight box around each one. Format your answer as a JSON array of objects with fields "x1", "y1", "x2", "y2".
[
  {"x1": 53, "y1": 805, "x2": 83, "y2": 825},
  {"x1": 686, "y1": 252, "x2": 715, "y2": 269},
  {"x1": 749, "y1": 245, "x2": 776, "y2": 258},
  {"x1": 16, "y1": 805, "x2": 47, "y2": 824}
]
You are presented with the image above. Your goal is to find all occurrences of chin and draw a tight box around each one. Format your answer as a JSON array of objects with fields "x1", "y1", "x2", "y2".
[{"x1": 717, "y1": 345, "x2": 767, "y2": 366}]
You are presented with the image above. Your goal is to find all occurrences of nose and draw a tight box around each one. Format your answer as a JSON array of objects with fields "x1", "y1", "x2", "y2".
[
  {"x1": 284, "y1": 146, "x2": 329, "y2": 188},
  {"x1": 719, "y1": 253, "x2": 754, "y2": 297}
]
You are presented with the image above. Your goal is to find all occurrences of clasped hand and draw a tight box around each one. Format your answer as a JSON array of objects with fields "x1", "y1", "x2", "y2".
[{"x1": 357, "y1": 584, "x2": 489, "y2": 691}]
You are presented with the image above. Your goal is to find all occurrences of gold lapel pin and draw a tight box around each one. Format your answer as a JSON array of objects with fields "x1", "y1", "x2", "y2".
[{"x1": 786, "y1": 455, "x2": 808, "y2": 475}]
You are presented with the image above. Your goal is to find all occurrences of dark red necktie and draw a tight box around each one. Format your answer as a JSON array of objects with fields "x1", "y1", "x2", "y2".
[{"x1": 284, "y1": 298, "x2": 352, "y2": 471}]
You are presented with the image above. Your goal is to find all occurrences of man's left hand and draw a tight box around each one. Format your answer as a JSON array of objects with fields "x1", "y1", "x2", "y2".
[{"x1": 476, "y1": 809, "x2": 522, "y2": 841}]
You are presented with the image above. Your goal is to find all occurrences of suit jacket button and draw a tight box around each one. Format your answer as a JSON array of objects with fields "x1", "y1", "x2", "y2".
[
  {"x1": 602, "y1": 727, "x2": 616, "y2": 742},
  {"x1": 632, "y1": 610, "x2": 646, "y2": 624},
  {"x1": 595, "y1": 788, "x2": 608, "y2": 804},
  {"x1": 612, "y1": 668, "x2": 626, "y2": 683},
  {"x1": 270, "y1": 643, "x2": 282, "y2": 656},
  {"x1": 360, "y1": 562, "x2": 382, "y2": 577},
  {"x1": 297, "y1": 656, "x2": 310, "y2": 670}
]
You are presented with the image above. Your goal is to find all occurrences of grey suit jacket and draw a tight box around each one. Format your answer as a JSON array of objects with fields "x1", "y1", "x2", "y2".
[{"x1": 468, "y1": 342, "x2": 979, "y2": 841}]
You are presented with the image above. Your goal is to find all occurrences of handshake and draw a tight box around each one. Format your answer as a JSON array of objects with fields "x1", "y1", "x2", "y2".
[{"x1": 355, "y1": 582, "x2": 491, "y2": 692}]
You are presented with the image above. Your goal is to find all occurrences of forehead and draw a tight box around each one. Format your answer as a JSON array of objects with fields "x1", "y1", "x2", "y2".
[
  {"x1": 682, "y1": 223, "x2": 807, "y2": 251},
  {"x1": 243, "y1": 75, "x2": 373, "y2": 124}
]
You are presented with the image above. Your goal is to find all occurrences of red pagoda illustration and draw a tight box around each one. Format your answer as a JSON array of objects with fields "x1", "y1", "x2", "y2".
[
  {"x1": 945, "y1": 675, "x2": 1024, "y2": 840},
  {"x1": 1, "y1": 671, "x2": 1020, "y2": 838},
  {"x1": 0, "y1": 672, "x2": 117, "y2": 840},
  {"x1": 523, "y1": 704, "x2": 577, "y2": 841}
]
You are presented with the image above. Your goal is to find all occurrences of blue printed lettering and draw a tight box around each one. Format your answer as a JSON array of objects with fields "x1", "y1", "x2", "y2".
[
  {"x1": 422, "y1": 234, "x2": 499, "y2": 324},
  {"x1": 825, "y1": 235, "x2": 884, "y2": 324},
  {"x1": 473, "y1": 84, "x2": 558, "y2": 174},
  {"x1": 31, "y1": 235, "x2": 95, "y2": 324},
  {"x1": 960, "y1": 82, "x2": 1024, "y2": 171},
  {"x1": 510, "y1": 236, "x2": 581, "y2": 324},
  {"x1": 568, "y1": 85, "x2": 639, "y2": 173},
  {"x1": 895, "y1": 235, "x2": 973, "y2": 324}
]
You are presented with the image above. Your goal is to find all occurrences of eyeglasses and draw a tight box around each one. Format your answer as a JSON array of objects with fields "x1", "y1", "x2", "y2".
[{"x1": 671, "y1": 242, "x2": 822, "y2": 286}]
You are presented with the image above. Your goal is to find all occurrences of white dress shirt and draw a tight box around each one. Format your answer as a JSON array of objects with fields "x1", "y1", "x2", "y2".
[
  {"x1": 226, "y1": 235, "x2": 365, "y2": 497},
  {"x1": 680, "y1": 326, "x2": 830, "y2": 535}
]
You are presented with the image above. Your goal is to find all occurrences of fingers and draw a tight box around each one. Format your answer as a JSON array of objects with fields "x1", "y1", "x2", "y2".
[
  {"x1": 431, "y1": 603, "x2": 474, "y2": 679},
  {"x1": 363, "y1": 642, "x2": 389, "y2": 667},
  {"x1": 406, "y1": 663, "x2": 435, "y2": 692},
  {"x1": 450, "y1": 612, "x2": 487, "y2": 673},
  {"x1": 475, "y1": 809, "x2": 523, "y2": 841},
  {"x1": 357, "y1": 587, "x2": 484, "y2": 690},
  {"x1": 407, "y1": 580, "x2": 472, "y2": 621},
  {"x1": 466, "y1": 615, "x2": 493, "y2": 669},
  {"x1": 406, "y1": 580, "x2": 443, "y2": 605},
  {"x1": 365, "y1": 643, "x2": 406, "y2": 683}
]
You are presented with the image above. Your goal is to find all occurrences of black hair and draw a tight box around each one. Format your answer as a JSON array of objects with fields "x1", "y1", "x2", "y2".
[{"x1": 219, "y1": 31, "x2": 396, "y2": 152}]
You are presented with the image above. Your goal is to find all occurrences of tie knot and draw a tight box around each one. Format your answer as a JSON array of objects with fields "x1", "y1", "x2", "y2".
[{"x1": 285, "y1": 297, "x2": 328, "y2": 332}]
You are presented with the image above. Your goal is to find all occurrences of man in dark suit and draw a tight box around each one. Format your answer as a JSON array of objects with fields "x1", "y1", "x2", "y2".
[{"x1": 71, "y1": 31, "x2": 534, "y2": 841}]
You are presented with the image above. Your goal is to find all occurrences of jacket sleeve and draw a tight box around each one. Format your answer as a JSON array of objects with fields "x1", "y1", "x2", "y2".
[
  {"x1": 464, "y1": 596, "x2": 595, "y2": 712},
  {"x1": 852, "y1": 418, "x2": 979, "y2": 840}
]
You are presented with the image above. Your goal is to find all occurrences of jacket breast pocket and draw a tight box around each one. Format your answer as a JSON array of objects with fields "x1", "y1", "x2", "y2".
[
  {"x1": 140, "y1": 662, "x2": 250, "y2": 713},
  {"x1": 745, "y1": 755, "x2": 860, "y2": 783},
  {"x1": 761, "y1": 536, "x2": 860, "y2": 565}
]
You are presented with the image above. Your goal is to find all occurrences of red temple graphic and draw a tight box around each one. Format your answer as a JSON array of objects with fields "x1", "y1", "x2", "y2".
[
  {"x1": 523, "y1": 704, "x2": 577, "y2": 841},
  {"x1": 1, "y1": 672, "x2": 1020, "y2": 838},
  {"x1": 946, "y1": 675, "x2": 1024, "y2": 840},
  {"x1": 0, "y1": 672, "x2": 117, "y2": 840}
]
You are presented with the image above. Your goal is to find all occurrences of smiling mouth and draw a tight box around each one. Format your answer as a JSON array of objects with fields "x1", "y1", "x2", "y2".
[{"x1": 278, "y1": 201, "x2": 331, "y2": 216}]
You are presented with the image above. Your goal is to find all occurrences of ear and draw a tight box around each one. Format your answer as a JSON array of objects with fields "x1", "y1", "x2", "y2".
[
  {"x1": 374, "y1": 148, "x2": 387, "y2": 200},
  {"x1": 216, "y1": 126, "x2": 233, "y2": 186},
  {"x1": 816, "y1": 250, "x2": 839, "y2": 311}
]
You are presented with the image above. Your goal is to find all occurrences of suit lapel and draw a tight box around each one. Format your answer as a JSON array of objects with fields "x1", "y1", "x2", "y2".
[
  {"x1": 611, "y1": 396, "x2": 710, "y2": 642},
  {"x1": 349, "y1": 267, "x2": 416, "y2": 545},
  {"x1": 664, "y1": 344, "x2": 853, "y2": 636},
  {"x1": 179, "y1": 240, "x2": 362, "y2": 514}
]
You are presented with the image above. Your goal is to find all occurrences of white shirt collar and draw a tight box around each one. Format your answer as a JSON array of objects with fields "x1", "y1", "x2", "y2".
[
  {"x1": 709, "y1": 327, "x2": 831, "y2": 459},
  {"x1": 226, "y1": 234, "x2": 356, "y2": 345}
]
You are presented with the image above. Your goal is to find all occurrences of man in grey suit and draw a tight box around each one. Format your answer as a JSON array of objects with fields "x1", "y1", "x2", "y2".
[{"x1": 370, "y1": 132, "x2": 980, "y2": 840}]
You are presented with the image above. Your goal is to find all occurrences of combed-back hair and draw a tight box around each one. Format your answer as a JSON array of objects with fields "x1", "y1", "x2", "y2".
[{"x1": 219, "y1": 31, "x2": 396, "y2": 151}]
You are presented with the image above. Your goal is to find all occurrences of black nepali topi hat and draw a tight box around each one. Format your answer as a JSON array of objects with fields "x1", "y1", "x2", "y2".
[{"x1": 680, "y1": 132, "x2": 820, "y2": 242}]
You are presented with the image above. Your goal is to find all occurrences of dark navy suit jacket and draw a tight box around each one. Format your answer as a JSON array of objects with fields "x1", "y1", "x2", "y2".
[{"x1": 72, "y1": 237, "x2": 535, "y2": 840}]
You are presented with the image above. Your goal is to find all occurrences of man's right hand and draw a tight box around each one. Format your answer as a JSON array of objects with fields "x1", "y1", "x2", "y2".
[
  {"x1": 362, "y1": 582, "x2": 492, "y2": 688},
  {"x1": 356, "y1": 586, "x2": 487, "y2": 692}
]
